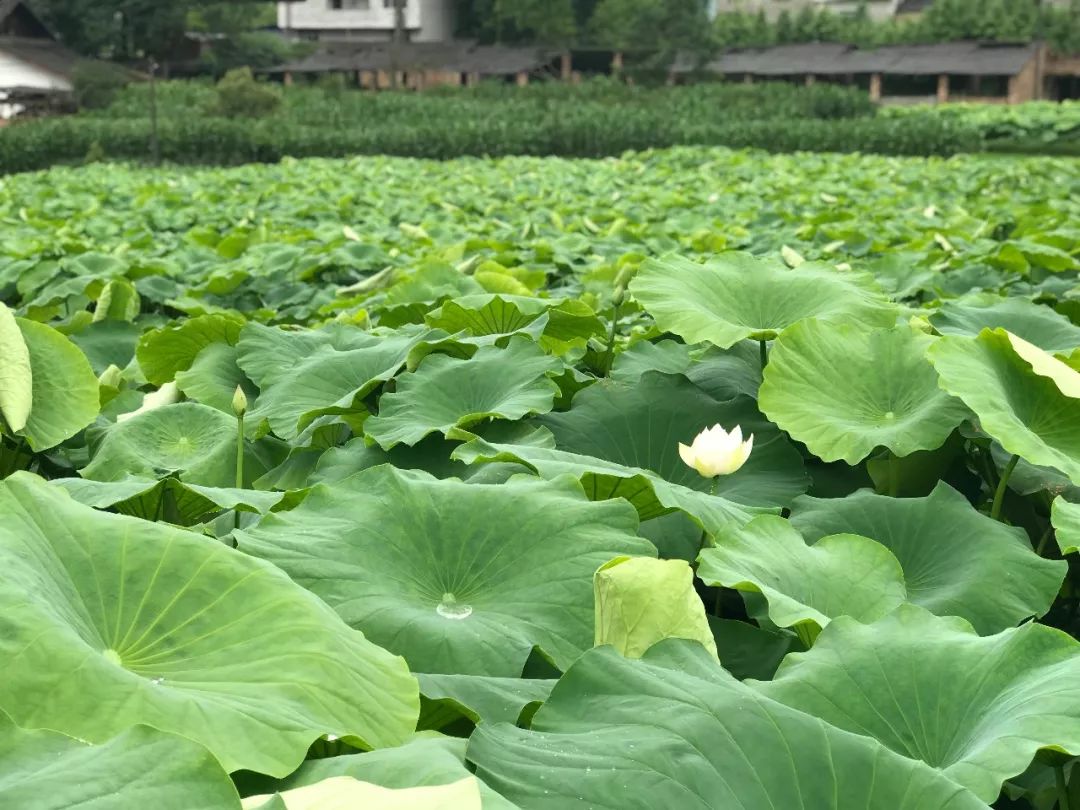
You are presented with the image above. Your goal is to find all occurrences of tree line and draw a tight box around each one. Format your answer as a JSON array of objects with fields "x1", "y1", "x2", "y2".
[
  {"x1": 24, "y1": 0, "x2": 1080, "y2": 66},
  {"x1": 456, "y1": 0, "x2": 1080, "y2": 55}
]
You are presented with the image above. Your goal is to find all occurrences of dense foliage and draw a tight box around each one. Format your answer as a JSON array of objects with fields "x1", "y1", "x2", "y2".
[
  {"x1": 1, "y1": 145, "x2": 1080, "y2": 806},
  {"x1": 711, "y1": 0, "x2": 1080, "y2": 55},
  {"x1": 0, "y1": 79, "x2": 1032, "y2": 174},
  {"x1": 453, "y1": 0, "x2": 1080, "y2": 55}
]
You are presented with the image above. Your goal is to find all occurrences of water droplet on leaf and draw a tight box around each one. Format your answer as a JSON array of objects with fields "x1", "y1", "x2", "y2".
[{"x1": 436, "y1": 592, "x2": 472, "y2": 620}]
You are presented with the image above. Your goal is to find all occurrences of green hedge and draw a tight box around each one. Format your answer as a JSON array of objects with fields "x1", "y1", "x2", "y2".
[{"x1": 0, "y1": 112, "x2": 982, "y2": 173}]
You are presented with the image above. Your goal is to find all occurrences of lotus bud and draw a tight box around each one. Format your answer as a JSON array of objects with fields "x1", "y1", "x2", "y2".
[
  {"x1": 679, "y1": 424, "x2": 754, "y2": 479},
  {"x1": 98, "y1": 364, "x2": 123, "y2": 389},
  {"x1": 232, "y1": 385, "x2": 248, "y2": 418}
]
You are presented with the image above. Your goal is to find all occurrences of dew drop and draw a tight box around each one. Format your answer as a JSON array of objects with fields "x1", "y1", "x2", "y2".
[
  {"x1": 325, "y1": 734, "x2": 339, "y2": 742},
  {"x1": 436, "y1": 592, "x2": 472, "y2": 620},
  {"x1": 150, "y1": 677, "x2": 164, "y2": 686}
]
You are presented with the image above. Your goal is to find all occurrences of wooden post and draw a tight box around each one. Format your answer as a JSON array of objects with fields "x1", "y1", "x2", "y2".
[
  {"x1": 560, "y1": 51, "x2": 572, "y2": 81},
  {"x1": 805, "y1": 73, "x2": 816, "y2": 86},
  {"x1": 869, "y1": 72, "x2": 881, "y2": 101},
  {"x1": 611, "y1": 51, "x2": 624, "y2": 74},
  {"x1": 743, "y1": 73, "x2": 753, "y2": 84},
  {"x1": 283, "y1": 71, "x2": 294, "y2": 87},
  {"x1": 466, "y1": 71, "x2": 480, "y2": 87},
  {"x1": 515, "y1": 70, "x2": 529, "y2": 86},
  {"x1": 936, "y1": 73, "x2": 949, "y2": 104}
]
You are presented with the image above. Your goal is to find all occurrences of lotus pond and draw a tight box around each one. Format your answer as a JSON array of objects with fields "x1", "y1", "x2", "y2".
[{"x1": 1, "y1": 146, "x2": 1080, "y2": 808}]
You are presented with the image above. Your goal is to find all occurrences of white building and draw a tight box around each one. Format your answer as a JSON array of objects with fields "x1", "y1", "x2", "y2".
[
  {"x1": 278, "y1": 0, "x2": 456, "y2": 42},
  {"x1": 0, "y1": 0, "x2": 79, "y2": 119}
]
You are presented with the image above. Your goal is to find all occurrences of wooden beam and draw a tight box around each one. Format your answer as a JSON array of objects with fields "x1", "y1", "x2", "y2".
[{"x1": 936, "y1": 73, "x2": 949, "y2": 104}]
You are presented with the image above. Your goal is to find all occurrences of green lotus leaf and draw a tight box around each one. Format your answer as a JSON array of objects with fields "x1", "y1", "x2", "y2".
[
  {"x1": 1005, "y1": 330, "x2": 1080, "y2": 398},
  {"x1": 0, "y1": 302, "x2": 31, "y2": 433},
  {"x1": 68, "y1": 319, "x2": 141, "y2": 376},
  {"x1": 243, "y1": 776, "x2": 482, "y2": 810},
  {"x1": 684, "y1": 342, "x2": 764, "y2": 401},
  {"x1": 629, "y1": 252, "x2": 896, "y2": 349},
  {"x1": 451, "y1": 429, "x2": 767, "y2": 537},
  {"x1": 469, "y1": 642, "x2": 986, "y2": 810},
  {"x1": 537, "y1": 373, "x2": 807, "y2": 508},
  {"x1": 81, "y1": 402, "x2": 247, "y2": 487},
  {"x1": 790, "y1": 483, "x2": 1065, "y2": 634},
  {"x1": 1051, "y1": 497, "x2": 1080, "y2": 555},
  {"x1": 417, "y1": 673, "x2": 555, "y2": 725},
  {"x1": 928, "y1": 328, "x2": 1080, "y2": 484},
  {"x1": 759, "y1": 322, "x2": 967, "y2": 464},
  {"x1": 238, "y1": 466, "x2": 653, "y2": 676},
  {"x1": 94, "y1": 277, "x2": 141, "y2": 322},
  {"x1": 0, "y1": 473, "x2": 418, "y2": 777},
  {"x1": 311, "y1": 434, "x2": 475, "y2": 483},
  {"x1": 0, "y1": 715, "x2": 240, "y2": 810},
  {"x1": 930, "y1": 295, "x2": 1080, "y2": 353},
  {"x1": 698, "y1": 515, "x2": 906, "y2": 641},
  {"x1": 757, "y1": 606, "x2": 1080, "y2": 803},
  {"x1": 610, "y1": 339, "x2": 693, "y2": 384},
  {"x1": 54, "y1": 476, "x2": 285, "y2": 524},
  {"x1": 241, "y1": 737, "x2": 513, "y2": 810},
  {"x1": 426, "y1": 293, "x2": 602, "y2": 353},
  {"x1": 238, "y1": 323, "x2": 439, "y2": 439},
  {"x1": 137, "y1": 312, "x2": 246, "y2": 386},
  {"x1": 16, "y1": 317, "x2": 100, "y2": 451},
  {"x1": 711, "y1": 618, "x2": 796, "y2": 681},
  {"x1": 365, "y1": 338, "x2": 562, "y2": 449},
  {"x1": 175, "y1": 342, "x2": 258, "y2": 414},
  {"x1": 594, "y1": 556, "x2": 717, "y2": 659}
]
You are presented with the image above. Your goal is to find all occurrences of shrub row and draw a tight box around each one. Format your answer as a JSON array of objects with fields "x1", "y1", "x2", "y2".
[{"x1": 0, "y1": 110, "x2": 983, "y2": 174}]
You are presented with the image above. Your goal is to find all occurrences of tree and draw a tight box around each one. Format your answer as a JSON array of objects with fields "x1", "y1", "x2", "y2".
[
  {"x1": 496, "y1": 0, "x2": 577, "y2": 46},
  {"x1": 775, "y1": 10, "x2": 794, "y2": 44},
  {"x1": 590, "y1": 0, "x2": 712, "y2": 55},
  {"x1": 30, "y1": 0, "x2": 274, "y2": 60}
]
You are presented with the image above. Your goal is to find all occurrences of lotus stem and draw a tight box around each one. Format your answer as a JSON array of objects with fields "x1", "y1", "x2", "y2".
[
  {"x1": 603, "y1": 301, "x2": 621, "y2": 376},
  {"x1": 990, "y1": 454, "x2": 1020, "y2": 522},
  {"x1": 1036, "y1": 524, "x2": 1053, "y2": 557},
  {"x1": 234, "y1": 411, "x2": 245, "y2": 530},
  {"x1": 1056, "y1": 764, "x2": 1070, "y2": 810},
  {"x1": 759, "y1": 339, "x2": 768, "y2": 371}
]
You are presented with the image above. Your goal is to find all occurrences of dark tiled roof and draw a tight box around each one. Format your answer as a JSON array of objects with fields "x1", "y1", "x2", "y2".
[
  {"x1": 267, "y1": 41, "x2": 551, "y2": 76},
  {"x1": 898, "y1": 0, "x2": 934, "y2": 13},
  {"x1": 680, "y1": 41, "x2": 1039, "y2": 77}
]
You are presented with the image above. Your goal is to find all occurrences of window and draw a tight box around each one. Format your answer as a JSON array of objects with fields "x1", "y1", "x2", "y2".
[{"x1": 328, "y1": 0, "x2": 370, "y2": 9}]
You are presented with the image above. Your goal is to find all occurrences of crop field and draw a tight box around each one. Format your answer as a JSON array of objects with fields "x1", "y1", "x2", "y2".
[{"x1": 1, "y1": 145, "x2": 1080, "y2": 808}]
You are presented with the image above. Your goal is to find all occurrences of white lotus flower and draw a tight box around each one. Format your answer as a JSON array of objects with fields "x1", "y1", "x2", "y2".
[
  {"x1": 117, "y1": 381, "x2": 180, "y2": 423},
  {"x1": 679, "y1": 424, "x2": 754, "y2": 479}
]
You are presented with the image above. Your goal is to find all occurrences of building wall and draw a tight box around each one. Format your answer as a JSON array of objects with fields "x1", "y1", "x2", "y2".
[
  {"x1": 712, "y1": 0, "x2": 901, "y2": 22},
  {"x1": 0, "y1": 49, "x2": 71, "y2": 91},
  {"x1": 278, "y1": 0, "x2": 454, "y2": 39},
  {"x1": 1008, "y1": 52, "x2": 1041, "y2": 103},
  {"x1": 415, "y1": 0, "x2": 454, "y2": 42}
]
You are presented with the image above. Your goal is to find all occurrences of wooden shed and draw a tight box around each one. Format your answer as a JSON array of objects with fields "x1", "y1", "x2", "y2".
[
  {"x1": 676, "y1": 41, "x2": 1054, "y2": 105},
  {"x1": 265, "y1": 41, "x2": 554, "y2": 89}
]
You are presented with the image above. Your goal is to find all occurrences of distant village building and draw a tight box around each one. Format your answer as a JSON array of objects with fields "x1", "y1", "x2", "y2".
[
  {"x1": 0, "y1": 0, "x2": 83, "y2": 118},
  {"x1": 673, "y1": 40, "x2": 1080, "y2": 104},
  {"x1": 277, "y1": 0, "x2": 456, "y2": 43}
]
